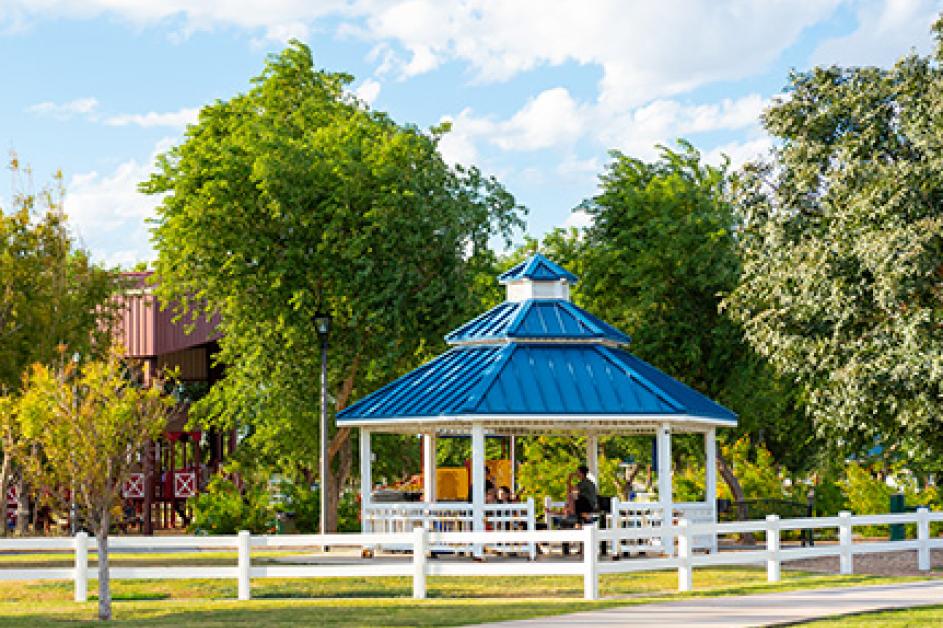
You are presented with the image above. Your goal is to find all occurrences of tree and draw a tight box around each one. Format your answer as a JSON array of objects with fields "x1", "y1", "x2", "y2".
[
  {"x1": 0, "y1": 156, "x2": 121, "y2": 533},
  {"x1": 143, "y1": 42, "x2": 523, "y2": 530},
  {"x1": 725, "y1": 19, "x2": 943, "y2": 463},
  {"x1": 15, "y1": 348, "x2": 169, "y2": 621},
  {"x1": 572, "y1": 143, "x2": 810, "y2": 478}
]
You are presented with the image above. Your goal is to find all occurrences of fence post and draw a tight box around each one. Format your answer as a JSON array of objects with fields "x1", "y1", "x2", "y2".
[
  {"x1": 526, "y1": 497, "x2": 536, "y2": 561},
  {"x1": 610, "y1": 497, "x2": 621, "y2": 558},
  {"x1": 583, "y1": 523, "x2": 599, "y2": 600},
  {"x1": 766, "y1": 514, "x2": 781, "y2": 583},
  {"x1": 677, "y1": 519, "x2": 692, "y2": 592},
  {"x1": 544, "y1": 496, "x2": 553, "y2": 530},
  {"x1": 917, "y1": 507, "x2": 930, "y2": 572},
  {"x1": 74, "y1": 531, "x2": 88, "y2": 603},
  {"x1": 237, "y1": 530, "x2": 251, "y2": 601},
  {"x1": 838, "y1": 511, "x2": 853, "y2": 576},
  {"x1": 413, "y1": 526, "x2": 428, "y2": 599}
]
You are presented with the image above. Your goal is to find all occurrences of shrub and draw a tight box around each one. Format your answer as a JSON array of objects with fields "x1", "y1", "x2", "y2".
[{"x1": 190, "y1": 476, "x2": 275, "y2": 535}]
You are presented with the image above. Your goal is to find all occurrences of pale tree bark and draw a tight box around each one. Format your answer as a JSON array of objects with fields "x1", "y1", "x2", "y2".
[
  {"x1": 96, "y1": 507, "x2": 112, "y2": 621},
  {"x1": 0, "y1": 452, "x2": 10, "y2": 537},
  {"x1": 14, "y1": 474, "x2": 27, "y2": 536}
]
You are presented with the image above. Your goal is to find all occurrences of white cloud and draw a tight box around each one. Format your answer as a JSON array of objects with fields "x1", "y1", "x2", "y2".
[
  {"x1": 563, "y1": 208, "x2": 593, "y2": 231},
  {"x1": 27, "y1": 97, "x2": 99, "y2": 120},
  {"x1": 444, "y1": 91, "x2": 768, "y2": 163},
  {"x1": 105, "y1": 107, "x2": 200, "y2": 128},
  {"x1": 355, "y1": 1, "x2": 840, "y2": 107},
  {"x1": 812, "y1": 0, "x2": 940, "y2": 68},
  {"x1": 352, "y1": 78, "x2": 382, "y2": 106},
  {"x1": 705, "y1": 136, "x2": 774, "y2": 168},
  {"x1": 64, "y1": 138, "x2": 176, "y2": 267}
]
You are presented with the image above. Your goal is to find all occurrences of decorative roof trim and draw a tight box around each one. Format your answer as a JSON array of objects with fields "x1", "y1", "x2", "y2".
[
  {"x1": 497, "y1": 253, "x2": 579, "y2": 284},
  {"x1": 337, "y1": 412, "x2": 736, "y2": 429}
]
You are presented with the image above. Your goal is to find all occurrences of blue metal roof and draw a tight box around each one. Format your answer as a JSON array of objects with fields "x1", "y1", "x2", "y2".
[
  {"x1": 338, "y1": 254, "x2": 736, "y2": 427},
  {"x1": 337, "y1": 344, "x2": 737, "y2": 423},
  {"x1": 445, "y1": 299, "x2": 631, "y2": 345},
  {"x1": 497, "y1": 253, "x2": 578, "y2": 284}
]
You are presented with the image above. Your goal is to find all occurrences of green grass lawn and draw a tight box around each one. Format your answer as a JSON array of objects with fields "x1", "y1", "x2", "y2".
[
  {"x1": 0, "y1": 564, "x2": 931, "y2": 626},
  {"x1": 801, "y1": 605, "x2": 943, "y2": 627}
]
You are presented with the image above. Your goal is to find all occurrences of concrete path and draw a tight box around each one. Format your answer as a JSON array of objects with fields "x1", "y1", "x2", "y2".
[{"x1": 474, "y1": 581, "x2": 943, "y2": 627}]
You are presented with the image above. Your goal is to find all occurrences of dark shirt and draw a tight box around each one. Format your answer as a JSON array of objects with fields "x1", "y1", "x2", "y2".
[{"x1": 576, "y1": 477, "x2": 597, "y2": 511}]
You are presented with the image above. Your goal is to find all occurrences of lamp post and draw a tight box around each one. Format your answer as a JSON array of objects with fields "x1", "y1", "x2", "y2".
[
  {"x1": 313, "y1": 312, "x2": 332, "y2": 538},
  {"x1": 69, "y1": 351, "x2": 80, "y2": 536}
]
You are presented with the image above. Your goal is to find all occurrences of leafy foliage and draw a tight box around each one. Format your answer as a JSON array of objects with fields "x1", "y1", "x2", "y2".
[{"x1": 725, "y1": 19, "x2": 943, "y2": 460}]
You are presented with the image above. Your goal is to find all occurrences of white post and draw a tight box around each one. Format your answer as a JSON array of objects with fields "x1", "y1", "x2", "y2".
[
  {"x1": 544, "y1": 496, "x2": 554, "y2": 530},
  {"x1": 677, "y1": 518, "x2": 692, "y2": 592},
  {"x1": 766, "y1": 514, "x2": 781, "y2": 583},
  {"x1": 412, "y1": 526, "x2": 428, "y2": 599},
  {"x1": 917, "y1": 507, "x2": 930, "y2": 572},
  {"x1": 704, "y1": 428, "x2": 718, "y2": 554},
  {"x1": 657, "y1": 424, "x2": 674, "y2": 556},
  {"x1": 510, "y1": 435, "x2": 517, "y2": 494},
  {"x1": 583, "y1": 523, "x2": 599, "y2": 600},
  {"x1": 610, "y1": 496, "x2": 621, "y2": 558},
  {"x1": 586, "y1": 434, "x2": 599, "y2": 483},
  {"x1": 422, "y1": 433, "x2": 437, "y2": 503},
  {"x1": 237, "y1": 530, "x2": 251, "y2": 600},
  {"x1": 360, "y1": 428, "x2": 372, "y2": 529},
  {"x1": 74, "y1": 531, "x2": 88, "y2": 603},
  {"x1": 526, "y1": 497, "x2": 536, "y2": 560},
  {"x1": 471, "y1": 423, "x2": 486, "y2": 557},
  {"x1": 838, "y1": 511, "x2": 853, "y2": 575}
]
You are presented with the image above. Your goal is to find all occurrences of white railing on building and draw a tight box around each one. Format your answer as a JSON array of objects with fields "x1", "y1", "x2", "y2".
[{"x1": 0, "y1": 508, "x2": 939, "y2": 604}]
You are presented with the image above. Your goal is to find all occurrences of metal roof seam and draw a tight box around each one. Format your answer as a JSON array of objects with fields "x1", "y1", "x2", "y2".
[
  {"x1": 594, "y1": 345, "x2": 685, "y2": 413},
  {"x1": 458, "y1": 343, "x2": 515, "y2": 414}
]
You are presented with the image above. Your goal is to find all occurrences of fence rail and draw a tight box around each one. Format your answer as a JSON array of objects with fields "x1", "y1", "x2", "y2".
[{"x1": 0, "y1": 508, "x2": 939, "y2": 602}]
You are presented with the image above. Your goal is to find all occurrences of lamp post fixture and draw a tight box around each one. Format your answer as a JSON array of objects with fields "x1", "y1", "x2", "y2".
[{"x1": 313, "y1": 312, "x2": 332, "y2": 538}]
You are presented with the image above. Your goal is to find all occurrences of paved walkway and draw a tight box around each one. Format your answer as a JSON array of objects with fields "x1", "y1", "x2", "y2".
[{"x1": 474, "y1": 581, "x2": 943, "y2": 627}]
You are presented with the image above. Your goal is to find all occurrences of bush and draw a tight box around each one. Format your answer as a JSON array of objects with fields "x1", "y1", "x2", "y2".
[
  {"x1": 190, "y1": 476, "x2": 275, "y2": 535},
  {"x1": 276, "y1": 482, "x2": 362, "y2": 533}
]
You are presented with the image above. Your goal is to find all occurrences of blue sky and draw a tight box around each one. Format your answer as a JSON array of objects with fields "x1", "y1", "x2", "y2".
[{"x1": 1, "y1": 1, "x2": 940, "y2": 267}]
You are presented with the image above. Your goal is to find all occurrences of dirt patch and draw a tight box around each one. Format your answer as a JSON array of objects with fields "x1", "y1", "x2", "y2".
[{"x1": 785, "y1": 547, "x2": 943, "y2": 577}]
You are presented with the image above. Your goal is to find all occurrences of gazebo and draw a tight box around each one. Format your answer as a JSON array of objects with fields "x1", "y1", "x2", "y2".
[{"x1": 337, "y1": 254, "x2": 736, "y2": 554}]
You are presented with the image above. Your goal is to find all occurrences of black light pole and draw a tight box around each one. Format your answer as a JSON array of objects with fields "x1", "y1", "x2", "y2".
[{"x1": 313, "y1": 312, "x2": 332, "y2": 538}]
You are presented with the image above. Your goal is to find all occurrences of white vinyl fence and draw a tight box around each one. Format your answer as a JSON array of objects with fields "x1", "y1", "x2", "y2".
[{"x1": 0, "y1": 509, "x2": 939, "y2": 603}]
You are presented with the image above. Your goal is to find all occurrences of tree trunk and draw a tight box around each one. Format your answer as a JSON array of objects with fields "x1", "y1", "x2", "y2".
[
  {"x1": 0, "y1": 453, "x2": 10, "y2": 538},
  {"x1": 717, "y1": 452, "x2": 755, "y2": 545},
  {"x1": 14, "y1": 475, "x2": 28, "y2": 536},
  {"x1": 97, "y1": 511, "x2": 112, "y2": 621},
  {"x1": 325, "y1": 430, "x2": 351, "y2": 533}
]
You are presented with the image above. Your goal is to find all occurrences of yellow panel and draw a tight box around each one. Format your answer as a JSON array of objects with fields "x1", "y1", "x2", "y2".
[
  {"x1": 486, "y1": 459, "x2": 512, "y2": 491},
  {"x1": 436, "y1": 467, "x2": 468, "y2": 501}
]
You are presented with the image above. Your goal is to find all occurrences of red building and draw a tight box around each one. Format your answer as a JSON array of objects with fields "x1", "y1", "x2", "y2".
[{"x1": 116, "y1": 272, "x2": 231, "y2": 534}]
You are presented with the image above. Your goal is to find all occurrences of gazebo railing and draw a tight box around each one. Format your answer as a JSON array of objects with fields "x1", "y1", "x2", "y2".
[{"x1": 363, "y1": 499, "x2": 535, "y2": 556}]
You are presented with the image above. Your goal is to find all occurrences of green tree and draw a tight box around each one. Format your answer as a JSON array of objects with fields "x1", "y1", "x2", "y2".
[
  {"x1": 143, "y1": 42, "x2": 523, "y2": 530},
  {"x1": 0, "y1": 156, "x2": 121, "y2": 533},
  {"x1": 725, "y1": 19, "x2": 943, "y2": 462},
  {"x1": 15, "y1": 348, "x2": 169, "y2": 620},
  {"x1": 573, "y1": 143, "x2": 810, "y2": 480}
]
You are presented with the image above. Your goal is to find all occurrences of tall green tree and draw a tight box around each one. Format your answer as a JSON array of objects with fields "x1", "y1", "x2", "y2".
[
  {"x1": 143, "y1": 42, "x2": 523, "y2": 530},
  {"x1": 0, "y1": 157, "x2": 121, "y2": 532},
  {"x1": 576, "y1": 143, "x2": 808, "y2": 471},
  {"x1": 725, "y1": 19, "x2": 943, "y2": 463}
]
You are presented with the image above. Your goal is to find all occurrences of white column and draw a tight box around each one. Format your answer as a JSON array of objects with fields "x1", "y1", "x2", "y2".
[
  {"x1": 704, "y1": 428, "x2": 718, "y2": 553},
  {"x1": 509, "y1": 435, "x2": 517, "y2": 494},
  {"x1": 422, "y1": 433, "x2": 437, "y2": 502},
  {"x1": 657, "y1": 423, "x2": 674, "y2": 556},
  {"x1": 586, "y1": 434, "x2": 599, "y2": 483},
  {"x1": 471, "y1": 423, "x2": 486, "y2": 532},
  {"x1": 360, "y1": 429, "x2": 372, "y2": 508}
]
